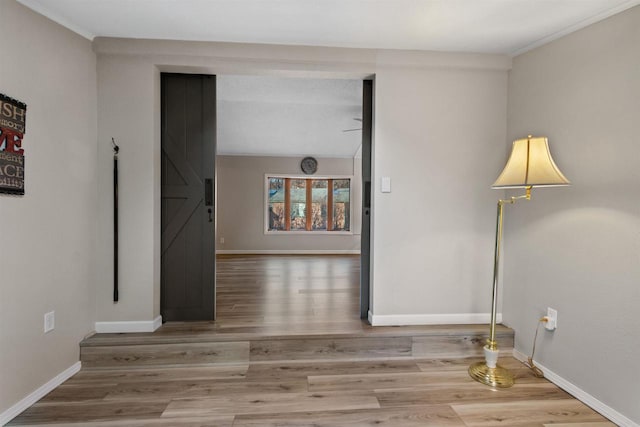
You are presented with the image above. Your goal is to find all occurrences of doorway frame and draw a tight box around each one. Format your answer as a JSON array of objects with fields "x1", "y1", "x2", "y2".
[{"x1": 156, "y1": 68, "x2": 376, "y2": 324}]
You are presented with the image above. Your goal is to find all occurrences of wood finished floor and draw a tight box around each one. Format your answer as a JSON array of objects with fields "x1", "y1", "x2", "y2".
[
  {"x1": 8, "y1": 255, "x2": 614, "y2": 426},
  {"x1": 215, "y1": 254, "x2": 364, "y2": 335},
  {"x1": 8, "y1": 356, "x2": 613, "y2": 426}
]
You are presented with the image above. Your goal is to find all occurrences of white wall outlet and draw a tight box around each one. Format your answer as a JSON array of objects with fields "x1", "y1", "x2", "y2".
[
  {"x1": 220, "y1": 237, "x2": 225, "y2": 244},
  {"x1": 545, "y1": 307, "x2": 557, "y2": 331},
  {"x1": 44, "y1": 311, "x2": 55, "y2": 333}
]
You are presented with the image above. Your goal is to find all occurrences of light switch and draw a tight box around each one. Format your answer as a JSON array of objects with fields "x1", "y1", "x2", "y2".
[{"x1": 381, "y1": 177, "x2": 391, "y2": 193}]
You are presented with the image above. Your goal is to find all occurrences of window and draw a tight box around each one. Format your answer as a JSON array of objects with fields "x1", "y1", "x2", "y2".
[{"x1": 267, "y1": 177, "x2": 351, "y2": 232}]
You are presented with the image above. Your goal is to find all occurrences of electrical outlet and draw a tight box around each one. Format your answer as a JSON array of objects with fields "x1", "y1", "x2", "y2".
[
  {"x1": 545, "y1": 307, "x2": 557, "y2": 331},
  {"x1": 44, "y1": 311, "x2": 55, "y2": 333},
  {"x1": 220, "y1": 237, "x2": 225, "y2": 244}
]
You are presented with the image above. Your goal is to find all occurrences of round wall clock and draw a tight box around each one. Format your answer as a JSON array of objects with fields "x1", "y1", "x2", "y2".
[{"x1": 300, "y1": 156, "x2": 318, "y2": 175}]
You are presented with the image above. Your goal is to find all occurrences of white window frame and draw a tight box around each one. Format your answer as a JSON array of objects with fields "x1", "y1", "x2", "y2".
[{"x1": 264, "y1": 173, "x2": 354, "y2": 235}]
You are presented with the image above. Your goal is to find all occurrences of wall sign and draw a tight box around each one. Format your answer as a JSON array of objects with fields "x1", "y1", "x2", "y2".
[{"x1": 0, "y1": 93, "x2": 27, "y2": 195}]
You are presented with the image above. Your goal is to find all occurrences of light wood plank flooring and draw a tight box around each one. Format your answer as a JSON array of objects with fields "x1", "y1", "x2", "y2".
[
  {"x1": 8, "y1": 255, "x2": 614, "y2": 426},
  {"x1": 215, "y1": 254, "x2": 363, "y2": 335},
  {"x1": 8, "y1": 356, "x2": 613, "y2": 426}
]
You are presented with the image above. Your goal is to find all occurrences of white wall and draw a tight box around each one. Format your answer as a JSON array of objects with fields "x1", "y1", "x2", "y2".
[
  {"x1": 95, "y1": 56, "x2": 160, "y2": 322},
  {"x1": 0, "y1": 0, "x2": 97, "y2": 417},
  {"x1": 504, "y1": 6, "x2": 640, "y2": 424},
  {"x1": 217, "y1": 155, "x2": 361, "y2": 253},
  {"x1": 93, "y1": 38, "x2": 511, "y2": 324},
  {"x1": 371, "y1": 67, "x2": 509, "y2": 320}
]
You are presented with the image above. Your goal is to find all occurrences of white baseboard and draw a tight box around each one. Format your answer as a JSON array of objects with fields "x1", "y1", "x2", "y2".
[
  {"x1": 368, "y1": 312, "x2": 502, "y2": 326},
  {"x1": 0, "y1": 361, "x2": 81, "y2": 426},
  {"x1": 94, "y1": 315, "x2": 162, "y2": 333},
  {"x1": 216, "y1": 249, "x2": 361, "y2": 255},
  {"x1": 512, "y1": 349, "x2": 638, "y2": 427}
]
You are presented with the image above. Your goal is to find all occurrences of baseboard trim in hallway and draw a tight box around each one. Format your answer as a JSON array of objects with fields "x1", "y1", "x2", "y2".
[
  {"x1": 512, "y1": 349, "x2": 639, "y2": 427},
  {"x1": 94, "y1": 315, "x2": 162, "y2": 333},
  {"x1": 369, "y1": 312, "x2": 503, "y2": 326},
  {"x1": 216, "y1": 250, "x2": 361, "y2": 255},
  {"x1": 0, "y1": 361, "x2": 81, "y2": 426}
]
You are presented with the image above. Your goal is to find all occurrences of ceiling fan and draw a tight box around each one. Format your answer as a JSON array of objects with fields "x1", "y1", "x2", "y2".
[{"x1": 342, "y1": 118, "x2": 362, "y2": 132}]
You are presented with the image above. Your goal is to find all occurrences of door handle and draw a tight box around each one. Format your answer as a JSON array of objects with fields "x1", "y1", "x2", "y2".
[
  {"x1": 364, "y1": 181, "x2": 371, "y2": 208},
  {"x1": 207, "y1": 208, "x2": 213, "y2": 223},
  {"x1": 205, "y1": 178, "x2": 213, "y2": 206}
]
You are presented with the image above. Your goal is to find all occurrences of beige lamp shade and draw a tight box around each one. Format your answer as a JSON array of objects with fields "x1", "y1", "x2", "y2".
[{"x1": 493, "y1": 136, "x2": 570, "y2": 189}]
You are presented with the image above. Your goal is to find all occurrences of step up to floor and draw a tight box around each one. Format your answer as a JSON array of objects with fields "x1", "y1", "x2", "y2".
[{"x1": 80, "y1": 324, "x2": 514, "y2": 369}]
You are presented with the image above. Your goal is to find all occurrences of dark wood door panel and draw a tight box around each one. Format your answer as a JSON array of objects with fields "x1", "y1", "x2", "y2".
[
  {"x1": 161, "y1": 73, "x2": 216, "y2": 321},
  {"x1": 360, "y1": 80, "x2": 373, "y2": 319}
]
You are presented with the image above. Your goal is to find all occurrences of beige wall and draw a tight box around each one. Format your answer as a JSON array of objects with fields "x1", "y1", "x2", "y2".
[
  {"x1": 0, "y1": 0, "x2": 97, "y2": 416},
  {"x1": 3, "y1": 2, "x2": 638, "y2": 423},
  {"x1": 371, "y1": 66, "x2": 509, "y2": 318},
  {"x1": 95, "y1": 56, "x2": 160, "y2": 322},
  {"x1": 217, "y1": 155, "x2": 361, "y2": 252},
  {"x1": 504, "y1": 6, "x2": 640, "y2": 424},
  {"x1": 93, "y1": 38, "x2": 511, "y2": 324}
]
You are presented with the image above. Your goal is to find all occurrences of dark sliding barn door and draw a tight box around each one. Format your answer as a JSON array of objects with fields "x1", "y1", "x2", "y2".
[
  {"x1": 161, "y1": 73, "x2": 216, "y2": 321},
  {"x1": 360, "y1": 79, "x2": 373, "y2": 319}
]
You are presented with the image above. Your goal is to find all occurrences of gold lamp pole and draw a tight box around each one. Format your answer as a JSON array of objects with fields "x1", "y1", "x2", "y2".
[{"x1": 469, "y1": 135, "x2": 570, "y2": 388}]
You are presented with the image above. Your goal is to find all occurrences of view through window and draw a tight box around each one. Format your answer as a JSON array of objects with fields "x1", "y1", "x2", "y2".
[{"x1": 268, "y1": 177, "x2": 350, "y2": 232}]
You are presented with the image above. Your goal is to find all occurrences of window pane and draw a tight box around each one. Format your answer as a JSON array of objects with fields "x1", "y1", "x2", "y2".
[
  {"x1": 311, "y1": 180, "x2": 328, "y2": 230},
  {"x1": 268, "y1": 178, "x2": 285, "y2": 203},
  {"x1": 268, "y1": 203, "x2": 285, "y2": 231},
  {"x1": 333, "y1": 179, "x2": 350, "y2": 231},
  {"x1": 290, "y1": 179, "x2": 306, "y2": 230},
  {"x1": 268, "y1": 178, "x2": 286, "y2": 231}
]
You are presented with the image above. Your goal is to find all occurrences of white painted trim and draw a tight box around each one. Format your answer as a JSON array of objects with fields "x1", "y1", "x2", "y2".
[
  {"x1": 152, "y1": 315, "x2": 163, "y2": 331},
  {"x1": 510, "y1": 0, "x2": 640, "y2": 57},
  {"x1": 369, "y1": 313, "x2": 502, "y2": 326},
  {"x1": 0, "y1": 361, "x2": 81, "y2": 426},
  {"x1": 15, "y1": 0, "x2": 94, "y2": 40},
  {"x1": 353, "y1": 144, "x2": 363, "y2": 159},
  {"x1": 217, "y1": 249, "x2": 360, "y2": 255},
  {"x1": 94, "y1": 315, "x2": 162, "y2": 333},
  {"x1": 367, "y1": 310, "x2": 373, "y2": 325},
  {"x1": 219, "y1": 152, "x2": 357, "y2": 159},
  {"x1": 512, "y1": 349, "x2": 638, "y2": 427},
  {"x1": 265, "y1": 231, "x2": 354, "y2": 236}
]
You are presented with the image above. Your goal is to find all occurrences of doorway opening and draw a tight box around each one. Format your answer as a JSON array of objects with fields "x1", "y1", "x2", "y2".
[
  {"x1": 215, "y1": 75, "x2": 372, "y2": 334},
  {"x1": 161, "y1": 74, "x2": 373, "y2": 331}
]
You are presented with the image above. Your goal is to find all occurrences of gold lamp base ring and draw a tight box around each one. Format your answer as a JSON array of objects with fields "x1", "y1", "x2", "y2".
[{"x1": 468, "y1": 362, "x2": 515, "y2": 388}]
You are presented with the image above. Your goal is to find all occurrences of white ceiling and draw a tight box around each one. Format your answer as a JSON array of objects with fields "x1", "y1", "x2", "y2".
[
  {"x1": 17, "y1": 0, "x2": 640, "y2": 55},
  {"x1": 17, "y1": 0, "x2": 639, "y2": 158},
  {"x1": 217, "y1": 76, "x2": 363, "y2": 157}
]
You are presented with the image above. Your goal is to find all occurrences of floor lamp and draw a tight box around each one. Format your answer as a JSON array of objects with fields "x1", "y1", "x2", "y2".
[{"x1": 469, "y1": 135, "x2": 570, "y2": 388}]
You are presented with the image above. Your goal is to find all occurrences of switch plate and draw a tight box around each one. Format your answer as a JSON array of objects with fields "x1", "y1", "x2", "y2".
[
  {"x1": 381, "y1": 177, "x2": 391, "y2": 193},
  {"x1": 545, "y1": 307, "x2": 557, "y2": 331},
  {"x1": 44, "y1": 311, "x2": 55, "y2": 333},
  {"x1": 220, "y1": 237, "x2": 225, "y2": 244}
]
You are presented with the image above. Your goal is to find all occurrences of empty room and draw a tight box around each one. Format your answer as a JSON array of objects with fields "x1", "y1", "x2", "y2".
[{"x1": 1, "y1": 1, "x2": 639, "y2": 426}]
